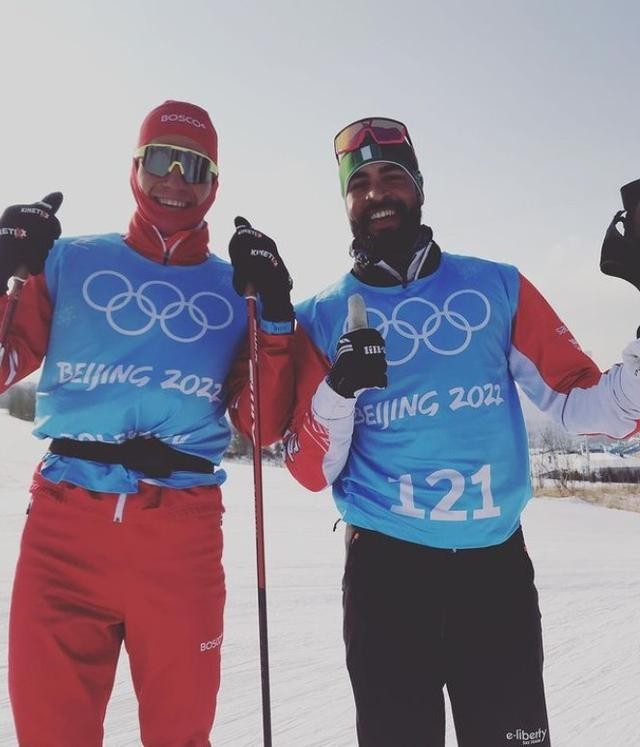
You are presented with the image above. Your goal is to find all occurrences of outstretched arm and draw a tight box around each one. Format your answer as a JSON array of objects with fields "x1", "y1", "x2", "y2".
[{"x1": 510, "y1": 273, "x2": 640, "y2": 438}]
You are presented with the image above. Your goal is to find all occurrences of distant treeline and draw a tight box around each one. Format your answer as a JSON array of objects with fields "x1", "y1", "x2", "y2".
[
  {"x1": 0, "y1": 381, "x2": 36, "y2": 422},
  {"x1": 0, "y1": 382, "x2": 283, "y2": 464},
  {"x1": 543, "y1": 467, "x2": 640, "y2": 484}
]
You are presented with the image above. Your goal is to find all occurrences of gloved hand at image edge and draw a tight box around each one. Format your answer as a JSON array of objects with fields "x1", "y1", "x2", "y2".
[{"x1": 0, "y1": 193, "x2": 63, "y2": 294}]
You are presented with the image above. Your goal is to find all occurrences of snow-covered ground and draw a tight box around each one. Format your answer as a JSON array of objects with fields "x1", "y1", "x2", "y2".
[{"x1": 1, "y1": 410, "x2": 639, "y2": 746}]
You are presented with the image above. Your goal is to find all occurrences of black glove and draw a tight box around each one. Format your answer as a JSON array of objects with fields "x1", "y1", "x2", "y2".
[
  {"x1": 228, "y1": 216, "x2": 293, "y2": 321},
  {"x1": 601, "y1": 179, "x2": 640, "y2": 291},
  {"x1": 326, "y1": 328, "x2": 388, "y2": 398},
  {"x1": 0, "y1": 192, "x2": 63, "y2": 293}
]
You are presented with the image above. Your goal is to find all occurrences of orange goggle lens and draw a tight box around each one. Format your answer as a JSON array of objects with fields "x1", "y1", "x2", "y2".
[{"x1": 334, "y1": 118, "x2": 411, "y2": 160}]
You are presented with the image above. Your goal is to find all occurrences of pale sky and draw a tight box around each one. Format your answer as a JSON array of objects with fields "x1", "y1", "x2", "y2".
[{"x1": 2, "y1": 0, "x2": 640, "y2": 368}]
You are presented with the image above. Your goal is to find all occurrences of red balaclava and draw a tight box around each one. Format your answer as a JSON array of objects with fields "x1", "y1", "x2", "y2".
[{"x1": 126, "y1": 100, "x2": 219, "y2": 263}]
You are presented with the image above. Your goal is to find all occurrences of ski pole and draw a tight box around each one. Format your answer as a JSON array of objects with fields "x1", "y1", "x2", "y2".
[{"x1": 236, "y1": 217, "x2": 272, "y2": 746}]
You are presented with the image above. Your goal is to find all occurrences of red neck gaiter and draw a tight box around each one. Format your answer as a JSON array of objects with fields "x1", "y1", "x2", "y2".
[{"x1": 124, "y1": 100, "x2": 219, "y2": 265}]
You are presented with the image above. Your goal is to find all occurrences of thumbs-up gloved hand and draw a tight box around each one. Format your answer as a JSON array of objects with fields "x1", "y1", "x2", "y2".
[
  {"x1": 327, "y1": 293, "x2": 387, "y2": 406},
  {"x1": 228, "y1": 216, "x2": 293, "y2": 322},
  {"x1": 0, "y1": 192, "x2": 63, "y2": 293},
  {"x1": 326, "y1": 328, "x2": 388, "y2": 399},
  {"x1": 327, "y1": 295, "x2": 387, "y2": 398}
]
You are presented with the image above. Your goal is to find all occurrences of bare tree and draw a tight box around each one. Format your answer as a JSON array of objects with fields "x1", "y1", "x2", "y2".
[{"x1": 535, "y1": 425, "x2": 581, "y2": 494}]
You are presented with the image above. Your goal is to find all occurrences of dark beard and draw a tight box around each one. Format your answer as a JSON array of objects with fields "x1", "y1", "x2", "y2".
[{"x1": 349, "y1": 200, "x2": 422, "y2": 264}]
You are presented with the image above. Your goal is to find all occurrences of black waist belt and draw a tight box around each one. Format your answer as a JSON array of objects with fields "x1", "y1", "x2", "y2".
[{"x1": 49, "y1": 437, "x2": 215, "y2": 479}]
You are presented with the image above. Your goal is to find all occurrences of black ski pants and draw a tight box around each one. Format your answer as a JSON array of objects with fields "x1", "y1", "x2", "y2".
[{"x1": 342, "y1": 525, "x2": 551, "y2": 747}]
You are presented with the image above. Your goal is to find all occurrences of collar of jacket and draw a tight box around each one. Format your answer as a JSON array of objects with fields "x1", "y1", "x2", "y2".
[
  {"x1": 124, "y1": 209, "x2": 210, "y2": 265},
  {"x1": 351, "y1": 225, "x2": 442, "y2": 287}
]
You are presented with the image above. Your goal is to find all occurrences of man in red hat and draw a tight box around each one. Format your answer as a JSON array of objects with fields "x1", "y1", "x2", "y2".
[{"x1": 0, "y1": 100, "x2": 294, "y2": 746}]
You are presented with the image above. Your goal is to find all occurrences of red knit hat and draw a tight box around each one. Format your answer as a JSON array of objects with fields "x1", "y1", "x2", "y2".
[
  {"x1": 137, "y1": 100, "x2": 218, "y2": 163},
  {"x1": 130, "y1": 100, "x2": 219, "y2": 237}
]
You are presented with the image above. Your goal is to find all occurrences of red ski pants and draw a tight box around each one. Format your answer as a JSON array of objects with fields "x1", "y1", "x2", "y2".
[{"x1": 9, "y1": 473, "x2": 226, "y2": 747}]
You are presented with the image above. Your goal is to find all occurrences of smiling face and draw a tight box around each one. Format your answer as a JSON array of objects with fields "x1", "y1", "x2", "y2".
[
  {"x1": 346, "y1": 162, "x2": 422, "y2": 257},
  {"x1": 136, "y1": 133, "x2": 214, "y2": 211}
]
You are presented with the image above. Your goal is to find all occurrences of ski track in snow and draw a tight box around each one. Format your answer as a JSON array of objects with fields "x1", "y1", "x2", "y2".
[{"x1": 0, "y1": 410, "x2": 639, "y2": 746}]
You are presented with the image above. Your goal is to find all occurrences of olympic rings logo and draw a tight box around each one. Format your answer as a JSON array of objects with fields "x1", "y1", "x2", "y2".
[
  {"x1": 344, "y1": 290, "x2": 491, "y2": 365},
  {"x1": 82, "y1": 271, "x2": 234, "y2": 343}
]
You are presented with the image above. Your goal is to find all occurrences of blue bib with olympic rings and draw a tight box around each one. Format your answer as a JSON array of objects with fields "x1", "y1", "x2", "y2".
[
  {"x1": 296, "y1": 252, "x2": 531, "y2": 549},
  {"x1": 34, "y1": 233, "x2": 248, "y2": 493}
]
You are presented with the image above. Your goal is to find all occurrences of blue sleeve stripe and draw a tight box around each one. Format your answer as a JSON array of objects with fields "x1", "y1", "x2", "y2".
[{"x1": 260, "y1": 318, "x2": 295, "y2": 335}]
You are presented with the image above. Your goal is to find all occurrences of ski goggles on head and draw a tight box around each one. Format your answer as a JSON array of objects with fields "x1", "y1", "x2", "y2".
[
  {"x1": 134, "y1": 143, "x2": 219, "y2": 184},
  {"x1": 333, "y1": 117, "x2": 413, "y2": 161}
]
